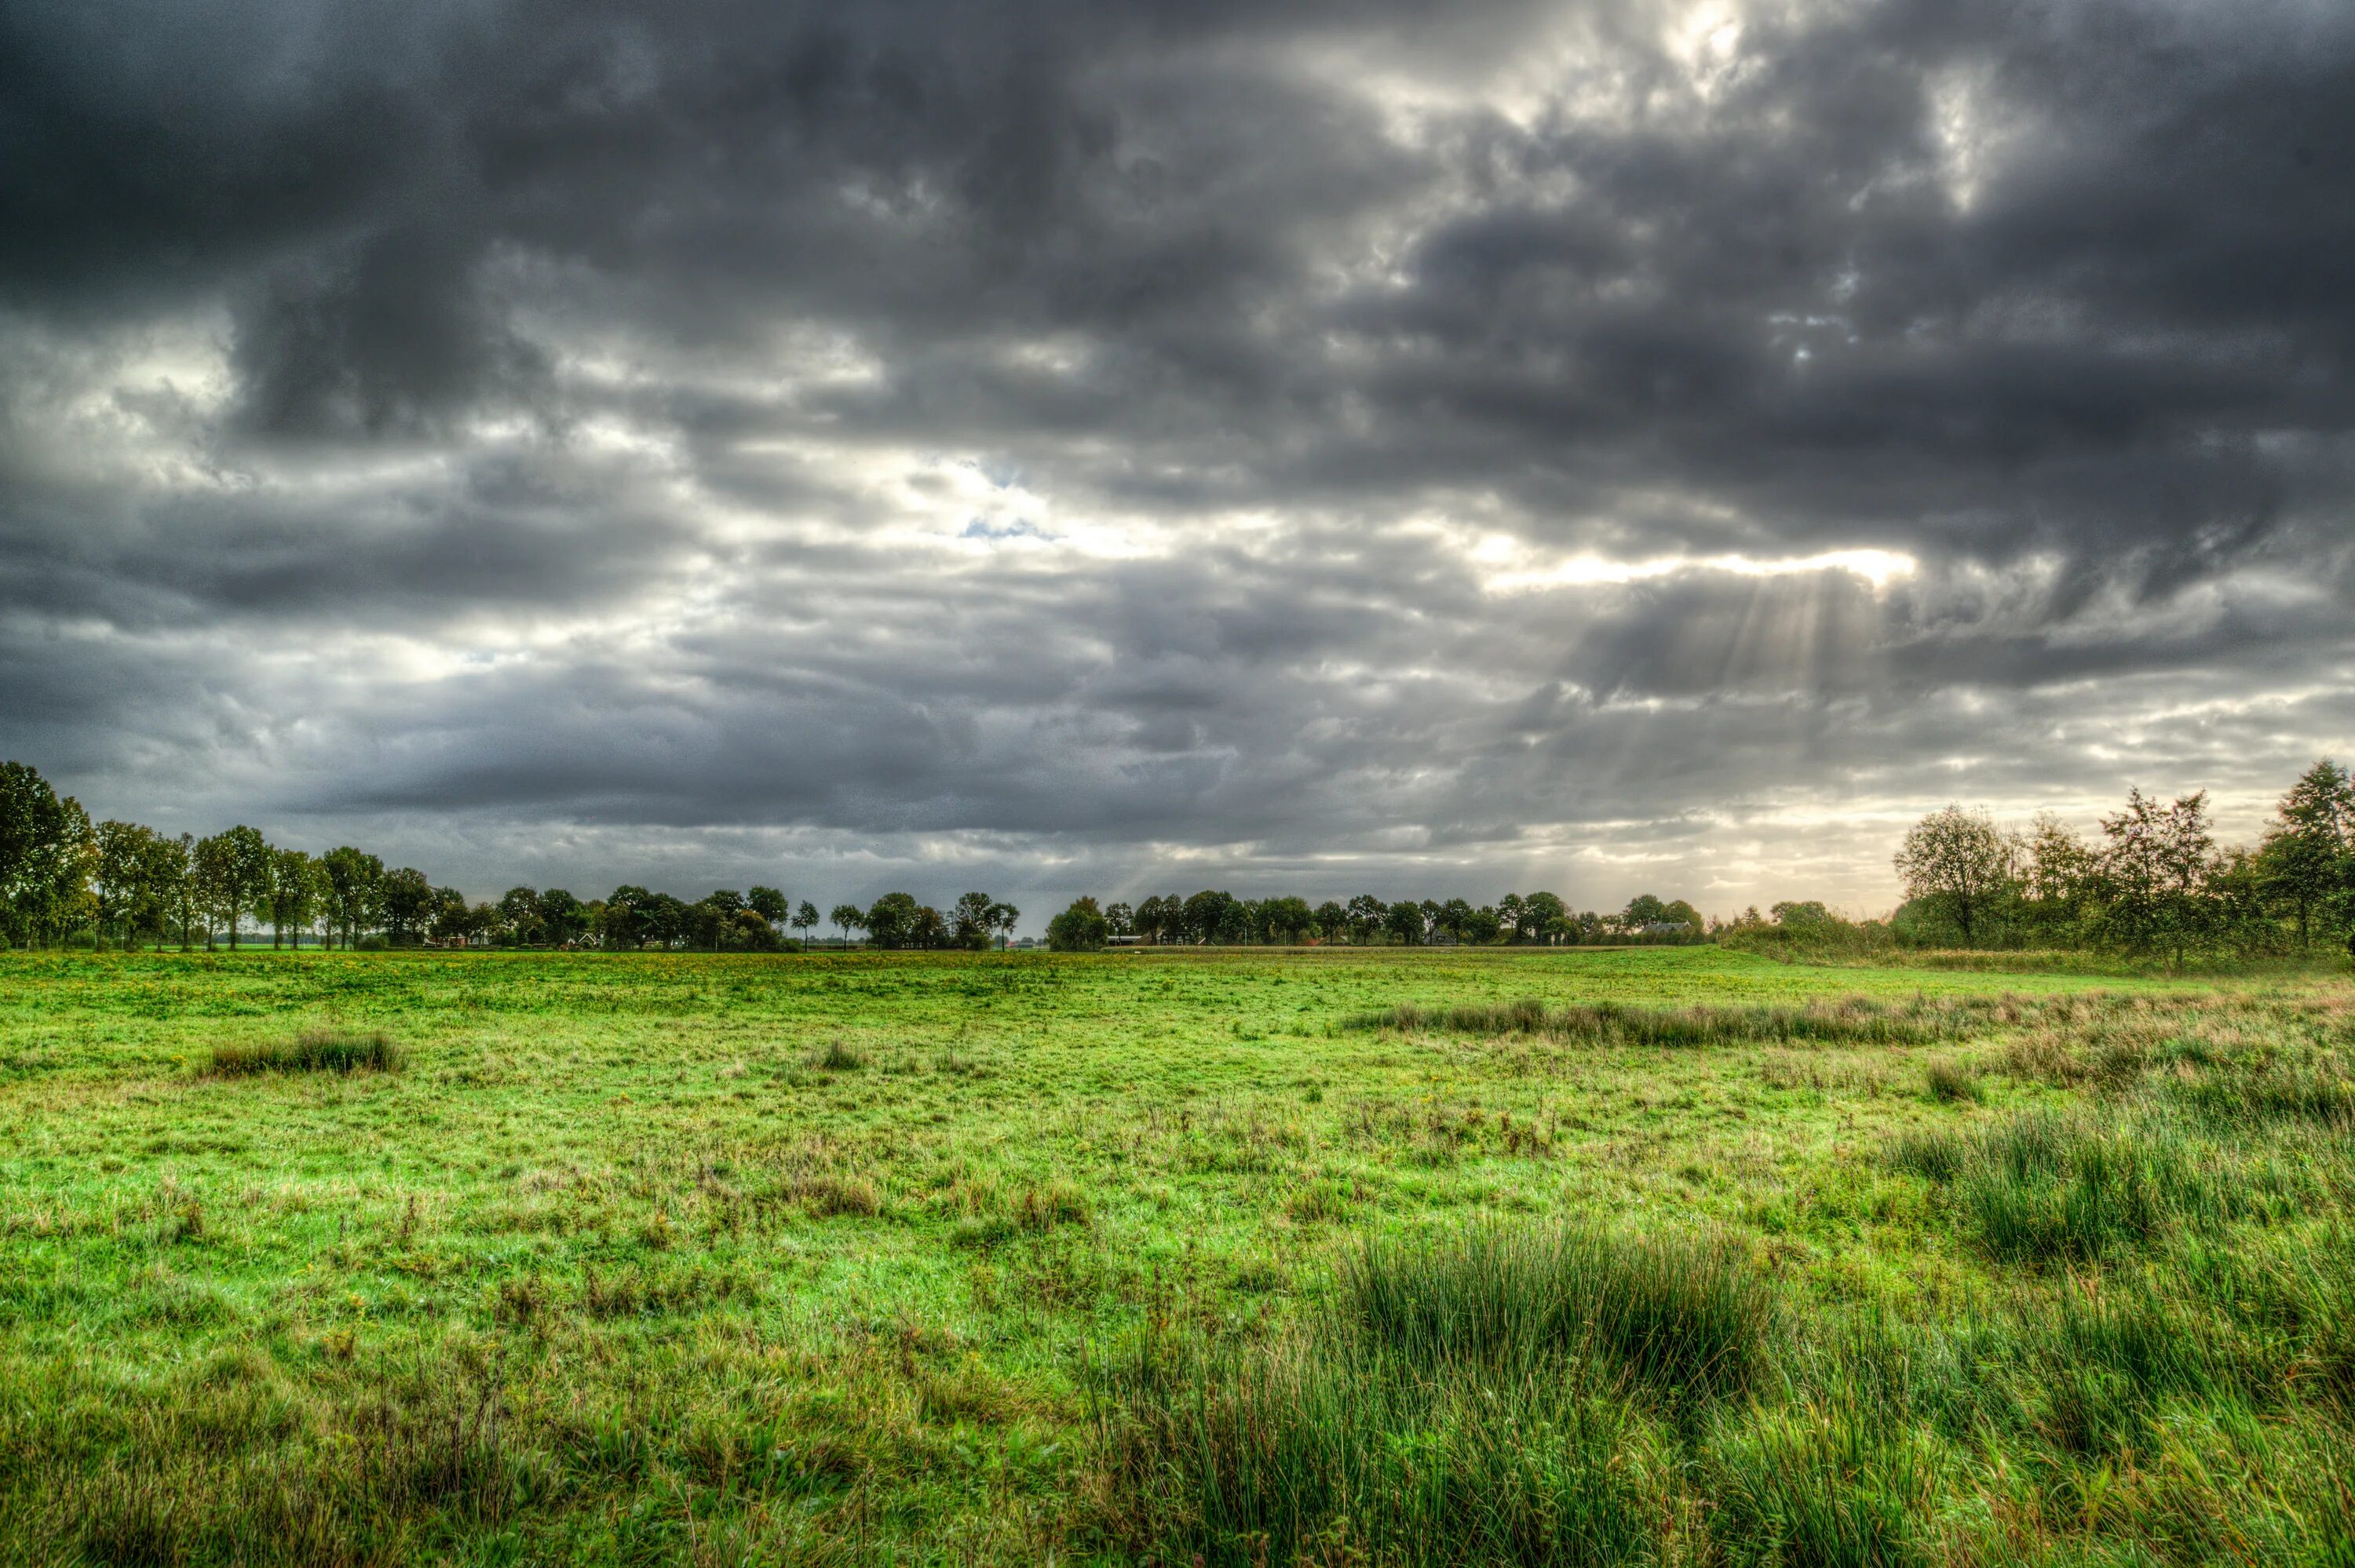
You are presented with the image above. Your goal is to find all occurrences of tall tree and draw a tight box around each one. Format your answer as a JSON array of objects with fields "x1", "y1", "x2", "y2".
[
  {"x1": 952, "y1": 892, "x2": 996, "y2": 949},
  {"x1": 2021, "y1": 814, "x2": 2099, "y2": 944},
  {"x1": 91, "y1": 819, "x2": 157, "y2": 946},
  {"x1": 988, "y1": 900, "x2": 1019, "y2": 950},
  {"x1": 1521, "y1": 891, "x2": 1567, "y2": 943},
  {"x1": 379, "y1": 867, "x2": 434, "y2": 945},
  {"x1": 747, "y1": 886, "x2": 788, "y2": 928},
  {"x1": 2097, "y1": 788, "x2": 2217, "y2": 971},
  {"x1": 320, "y1": 848, "x2": 385, "y2": 948},
  {"x1": 1046, "y1": 896, "x2": 1109, "y2": 951},
  {"x1": 2258, "y1": 759, "x2": 2354, "y2": 949},
  {"x1": 191, "y1": 827, "x2": 268, "y2": 949},
  {"x1": 267, "y1": 848, "x2": 320, "y2": 948},
  {"x1": 830, "y1": 903, "x2": 864, "y2": 946},
  {"x1": 864, "y1": 892, "x2": 922, "y2": 949},
  {"x1": 1383, "y1": 900, "x2": 1426, "y2": 945},
  {"x1": 0, "y1": 761, "x2": 96, "y2": 946},
  {"x1": 538, "y1": 888, "x2": 586, "y2": 946},
  {"x1": 792, "y1": 900, "x2": 820, "y2": 943},
  {"x1": 1893, "y1": 805, "x2": 2016, "y2": 947},
  {"x1": 155, "y1": 833, "x2": 198, "y2": 950},
  {"x1": 499, "y1": 886, "x2": 545, "y2": 945}
]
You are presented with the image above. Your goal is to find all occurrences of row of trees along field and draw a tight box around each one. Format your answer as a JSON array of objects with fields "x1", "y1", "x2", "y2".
[
  {"x1": 1719, "y1": 760, "x2": 2354, "y2": 967},
  {"x1": 7, "y1": 757, "x2": 2350, "y2": 961},
  {"x1": 1043, "y1": 890, "x2": 1706, "y2": 950},
  {"x1": 0, "y1": 765, "x2": 1043, "y2": 952}
]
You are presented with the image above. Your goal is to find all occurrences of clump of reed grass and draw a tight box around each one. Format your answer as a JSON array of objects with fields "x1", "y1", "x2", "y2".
[
  {"x1": 1922, "y1": 1058, "x2": 1982, "y2": 1103},
  {"x1": 814, "y1": 1040, "x2": 867, "y2": 1072},
  {"x1": 1094, "y1": 1220, "x2": 1768, "y2": 1566},
  {"x1": 1338, "y1": 1220, "x2": 1774, "y2": 1402},
  {"x1": 1344, "y1": 995, "x2": 1993, "y2": 1048},
  {"x1": 208, "y1": 1030, "x2": 404, "y2": 1077},
  {"x1": 1890, "y1": 1109, "x2": 2230, "y2": 1265}
]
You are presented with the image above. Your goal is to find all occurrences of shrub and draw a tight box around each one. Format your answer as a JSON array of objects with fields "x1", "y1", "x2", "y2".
[
  {"x1": 209, "y1": 1030, "x2": 406, "y2": 1077},
  {"x1": 63, "y1": 928, "x2": 98, "y2": 950},
  {"x1": 354, "y1": 934, "x2": 389, "y2": 952}
]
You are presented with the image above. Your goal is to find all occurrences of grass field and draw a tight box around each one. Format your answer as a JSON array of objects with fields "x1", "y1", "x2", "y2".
[{"x1": 2, "y1": 946, "x2": 2350, "y2": 1565}]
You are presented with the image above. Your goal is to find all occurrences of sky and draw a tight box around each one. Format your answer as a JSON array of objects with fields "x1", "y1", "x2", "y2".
[{"x1": 3, "y1": 0, "x2": 2351, "y2": 927}]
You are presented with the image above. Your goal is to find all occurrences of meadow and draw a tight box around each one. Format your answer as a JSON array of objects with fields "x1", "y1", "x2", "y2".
[{"x1": 0, "y1": 946, "x2": 2350, "y2": 1566}]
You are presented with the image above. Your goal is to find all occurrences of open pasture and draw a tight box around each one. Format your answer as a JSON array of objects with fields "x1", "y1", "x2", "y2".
[{"x1": 2, "y1": 946, "x2": 2350, "y2": 1565}]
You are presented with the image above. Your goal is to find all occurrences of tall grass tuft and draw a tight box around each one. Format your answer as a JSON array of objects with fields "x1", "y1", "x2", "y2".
[
  {"x1": 1345, "y1": 995, "x2": 1995, "y2": 1048},
  {"x1": 1094, "y1": 1220, "x2": 1768, "y2": 1566},
  {"x1": 1891, "y1": 1109, "x2": 2230, "y2": 1265},
  {"x1": 1338, "y1": 1220, "x2": 1774, "y2": 1402},
  {"x1": 208, "y1": 1030, "x2": 405, "y2": 1077}
]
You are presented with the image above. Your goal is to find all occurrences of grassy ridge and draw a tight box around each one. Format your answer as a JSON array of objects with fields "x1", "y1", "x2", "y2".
[{"x1": 0, "y1": 947, "x2": 2347, "y2": 1562}]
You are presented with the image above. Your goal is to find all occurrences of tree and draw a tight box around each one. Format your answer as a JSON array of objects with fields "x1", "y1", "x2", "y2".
[
  {"x1": 1182, "y1": 889, "x2": 1235, "y2": 946},
  {"x1": 192, "y1": 826, "x2": 269, "y2": 949},
  {"x1": 748, "y1": 886, "x2": 789, "y2": 928},
  {"x1": 1104, "y1": 901, "x2": 1134, "y2": 939},
  {"x1": 1459, "y1": 906, "x2": 1504, "y2": 945},
  {"x1": 988, "y1": 901, "x2": 1019, "y2": 950},
  {"x1": 2020, "y1": 815, "x2": 2099, "y2": 945},
  {"x1": 1347, "y1": 895, "x2": 1386, "y2": 943},
  {"x1": 1619, "y1": 894, "x2": 1670, "y2": 933},
  {"x1": 0, "y1": 761, "x2": 96, "y2": 946},
  {"x1": 539, "y1": 888, "x2": 586, "y2": 946},
  {"x1": 1521, "y1": 892, "x2": 1567, "y2": 943},
  {"x1": 952, "y1": 892, "x2": 996, "y2": 949},
  {"x1": 1383, "y1": 901, "x2": 1426, "y2": 945},
  {"x1": 2258, "y1": 760, "x2": 2353, "y2": 950},
  {"x1": 1133, "y1": 895, "x2": 1174, "y2": 944},
  {"x1": 92, "y1": 819, "x2": 158, "y2": 946},
  {"x1": 639, "y1": 892, "x2": 690, "y2": 949},
  {"x1": 792, "y1": 900, "x2": 820, "y2": 942},
  {"x1": 2097, "y1": 788, "x2": 2217, "y2": 970},
  {"x1": 500, "y1": 886, "x2": 545, "y2": 946},
  {"x1": 1258, "y1": 895, "x2": 1313, "y2": 944},
  {"x1": 1893, "y1": 805, "x2": 2015, "y2": 947},
  {"x1": 267, "y1": 848, "x2": 320, "y2": 949},
  {"x1": 864, "y1": 892, "x2": 922, "y2": 948},
  {"x1": 830, "y1": 903, "x2": 864, "y2": 946},
  {"x1": 321, "y1": 848, "x2": 385, "y2": 948},
  {"x1": 1313, "y1": 900, "x2": 1349, "y2": 942},
  {"x1": 428, "y1": 886, "x2": 473, "y2": 943},
  {"x1": 695, "y1": 890, "x2": 747, "y2": 950},
  {"x1": 148, "y1": 833, "x2": 195, "y2": 950},
  {"x1": 380, "y1": 867, "x2": 434, "y2": 946},
  {"x1": 1046, "y1": 895, "x2": 1109, "y2": 951}
]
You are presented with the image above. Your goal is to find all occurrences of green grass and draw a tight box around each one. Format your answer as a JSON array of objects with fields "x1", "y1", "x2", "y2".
[{"x1": 0, "y1": 945, "x2": 2350, "y2": 1563}]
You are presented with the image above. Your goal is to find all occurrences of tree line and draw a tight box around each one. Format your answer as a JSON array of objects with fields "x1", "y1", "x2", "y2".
[
  {"x1": 5, "y1": 756, "x2": 2350, "y2": 962},
  {"x1": 1864, "y1": 760, "x2": 2355, "y2": 966},
  {"x1": 0, "y1": 764, "x2": 1045, "y2": 953},
  {"x1": 1038, "y1": 890, "x2": 1707, "y2": 950}
]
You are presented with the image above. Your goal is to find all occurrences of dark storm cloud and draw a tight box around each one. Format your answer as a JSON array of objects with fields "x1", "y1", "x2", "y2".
[{"x1": 2, "y1": 0, "x2": 2351, "y2": 913}]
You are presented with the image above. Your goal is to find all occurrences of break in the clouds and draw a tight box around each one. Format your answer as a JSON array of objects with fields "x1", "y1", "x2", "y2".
[{"x1": 3, "y1": 0, "x2": 2351, "y2": 918}]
